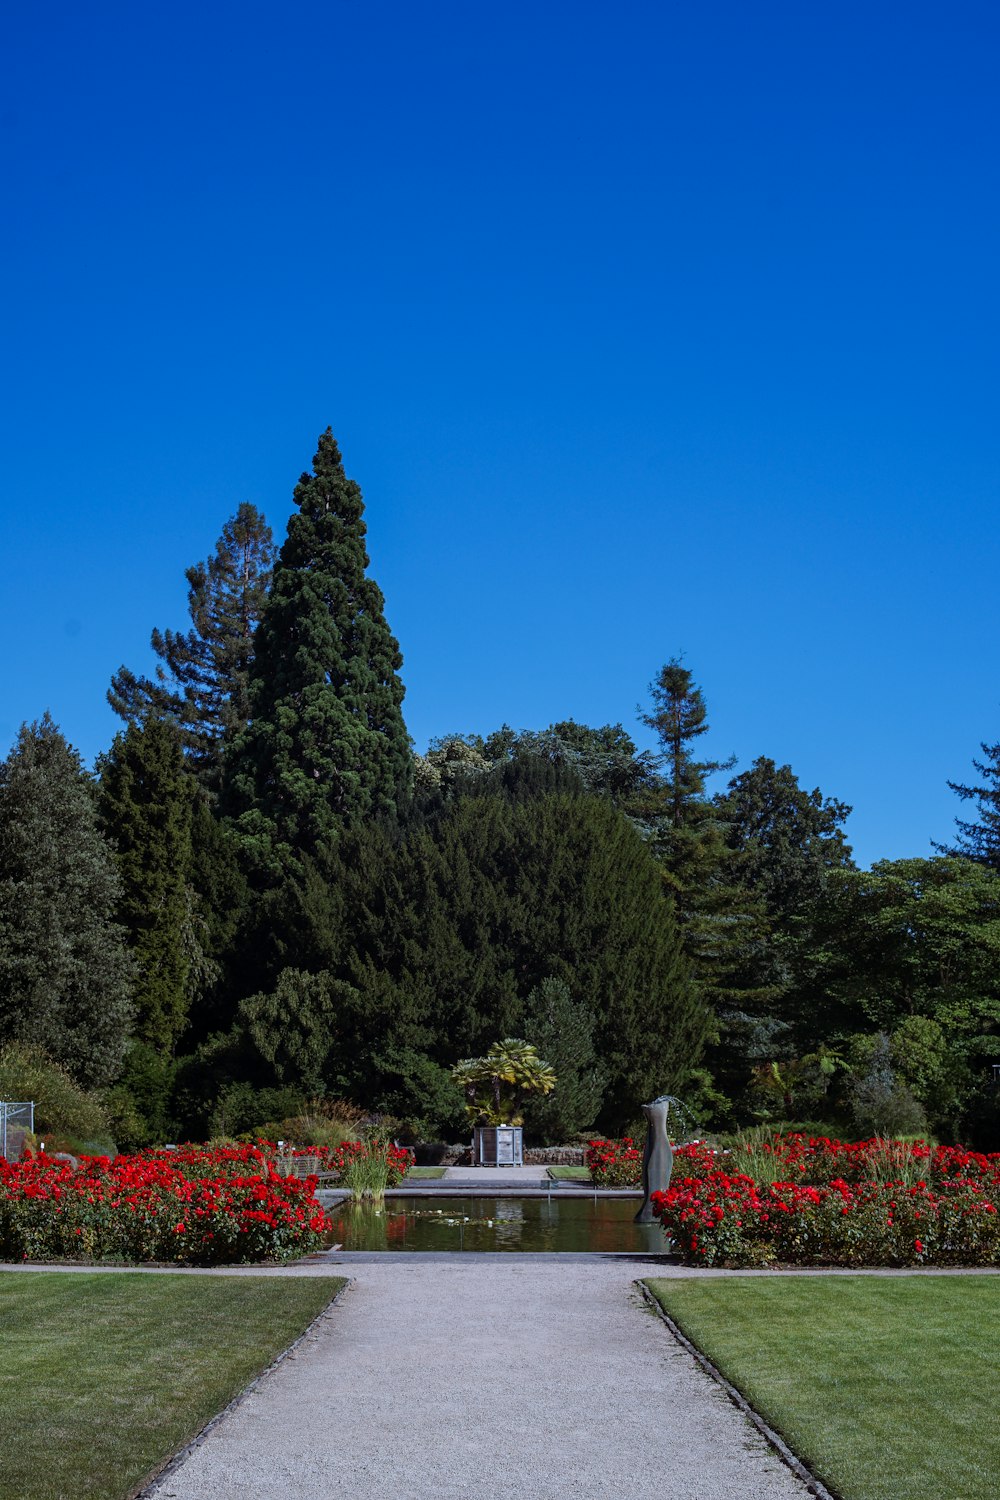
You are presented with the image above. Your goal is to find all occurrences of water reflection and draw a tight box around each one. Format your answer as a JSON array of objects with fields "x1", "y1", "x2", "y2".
[{"x1": 325, "y1": 1195, "x2": 665, "y2": 1254}]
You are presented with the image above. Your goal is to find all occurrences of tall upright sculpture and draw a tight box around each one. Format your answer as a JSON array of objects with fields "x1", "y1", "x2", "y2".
[{"x1": 634, "y1": 1094, "x2": 674, "y2": 1224}]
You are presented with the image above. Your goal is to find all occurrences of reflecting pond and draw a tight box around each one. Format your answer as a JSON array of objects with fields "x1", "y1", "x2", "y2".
[{"x1": 325, "y1": 1195, "x2": 667, "y2": 1253}]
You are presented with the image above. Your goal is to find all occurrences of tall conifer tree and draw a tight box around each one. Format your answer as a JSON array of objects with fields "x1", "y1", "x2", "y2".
[
  {"x1": 637, "y1": 660, "x2": 765, "y2": 1014},
  {"x1": 109, "y1": 502, "x2": 275, "y2": 789},
  {"x1": 941, "y1": 740, "x2": 1000, "y2": 868},
  {"x1": 0, "y1": 715, "x2": 134, "y2": 1086},
  {"x1": 98, "y1": 719, "x2": 194, "y2": 1055},
  {"x1": 226, "y1": 429, "x2": 410, "y2": 869}
]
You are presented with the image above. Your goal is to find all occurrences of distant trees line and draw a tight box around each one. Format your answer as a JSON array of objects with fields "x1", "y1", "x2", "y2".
[{"x1": 2, "y1": 428, "x2": 1000, "y2": 1148}]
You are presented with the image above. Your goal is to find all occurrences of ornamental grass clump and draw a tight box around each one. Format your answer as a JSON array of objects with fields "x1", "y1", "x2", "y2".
[{"x1": 328, "y1": 1138, "x2": 411, "y2": 1199}]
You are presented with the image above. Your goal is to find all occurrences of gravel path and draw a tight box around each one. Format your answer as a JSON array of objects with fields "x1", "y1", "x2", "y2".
[{"x1": 145, "y1": 1256, "x2": 811, "y2": 1500}]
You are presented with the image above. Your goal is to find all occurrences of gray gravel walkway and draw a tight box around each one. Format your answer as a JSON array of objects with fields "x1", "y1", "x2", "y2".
[{"x1": 145, "y1": 1256, "x2": 811, "y2": 1500}]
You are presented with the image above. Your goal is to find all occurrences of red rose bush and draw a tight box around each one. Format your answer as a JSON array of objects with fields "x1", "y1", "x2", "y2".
[
  {"x1": 649, "y1": 1135, "x2": 1000, "y2": 1268},
  {"x1": 0, "y1": 1143, "x2": 333, "y2": 1265}
]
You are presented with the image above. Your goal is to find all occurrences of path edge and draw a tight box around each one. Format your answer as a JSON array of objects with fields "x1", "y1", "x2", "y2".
[
  {"x1": 131, "y1": 1275, "x2": 352, "y2": 1500},
  {"x1": 635, "y1": 1279, "x2": 841, "y2": 1500}
]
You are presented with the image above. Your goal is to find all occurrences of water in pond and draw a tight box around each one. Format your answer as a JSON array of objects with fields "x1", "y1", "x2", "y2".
[{"x1": 324, "y1": 1195, "x2": 667, "y2": 1253}]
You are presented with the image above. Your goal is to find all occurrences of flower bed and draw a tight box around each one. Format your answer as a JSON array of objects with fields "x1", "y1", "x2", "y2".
[
  {"x1": 585, "y1": 1138, "x2": 644, "y2": 1186},
  {"x1": 650, "y1": 1136, "x2": 1000, "y2": 1267},
  {"x1": 0, "y1": 1147, "x2": 333, "y2": 1265}
]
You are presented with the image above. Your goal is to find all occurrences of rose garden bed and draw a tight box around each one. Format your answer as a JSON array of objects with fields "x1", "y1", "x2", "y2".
[
  {"x1": 0, "y1": 1140, "x2": 410, "y2": 1265},
  {"x1": 589, "y1": 1133, "x2": 1000, "y2": 1268}
]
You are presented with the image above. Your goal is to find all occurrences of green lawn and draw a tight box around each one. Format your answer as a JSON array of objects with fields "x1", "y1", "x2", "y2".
[
  {"x1": 645, "y1": 1275, "x2": 1000, "y2": 1500},
  {"x1": 406, "y1": 1166, "x2": 447, "y2": 1180},
  {"x1": 546, "y1": 1166, "x2": 592, "y2": 1181},
  {"x1": 0, "y1": 1271, "x2": 346, "y2": 1500}
]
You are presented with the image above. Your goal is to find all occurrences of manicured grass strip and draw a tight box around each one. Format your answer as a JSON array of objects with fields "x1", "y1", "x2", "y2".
[
  {"x1": 0, "y1": 1271, "x2": 346, "y2": 1500},
  {"x1": 406, "y1": 1166, "x2": 447, "y2": 1180},
  {"x1": 547, "y1": 1166, "x2": 591, "y2": 1181},
  {"x1": 645, "y1": 1275, "x2": 1000, "y2": 1500}
]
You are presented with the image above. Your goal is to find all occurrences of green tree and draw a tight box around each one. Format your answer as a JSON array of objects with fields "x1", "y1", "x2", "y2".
[
  {"x1": 240, "y1": 968, "x2": 358, "y2": 1096},
  {"x1": 638, "y1": 658, "x2": 735, "y2": 882},
  {"x1": 637, "y1": 660, "x2": 764, "y2": 1015},
  {"x1": 720, "y1": 757, "x2": 853, "y2": 916},
  {"x1": 795, "y1": 856, "x2": 1000, "y2": 1133},
  {"x1": 415, "y1": 721, "x2": 657, "y2": 812},
  {"x1": 98, "y1": 719, "x2": 194, "y2": 1056},
  {"x1": 941, "y1": 738, "x2": 1000, "y2": 868},
  {"x1": 0, "y1": 715, "x2": 134, "y2": 1086},
  {"x1": 708, "y1": 758, "x2": 854, "y2": 1099},
  {"x1": 226, "y1": 430, "x2": 411, "y2": 871},
  {"x1": 521, "y1": 977, "x2": 607, "y2": 1141},
  {"x1": 109, "y1": 503, "x2": 275, "y2": 790},
  {"x1": 292, "y1": 762, "x2": 707, "y2": 1130}
]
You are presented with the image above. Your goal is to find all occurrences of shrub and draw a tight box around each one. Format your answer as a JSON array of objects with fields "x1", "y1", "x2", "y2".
[
  {"x1": 586, "y1": 1138, "x2": 644, "y2": 1186},
  {"x1": 0, "y1": 1046, "x2": 113, "y2": 1151},
  {"x1": 651, "y1": 1134, "x2": 1000, "y2": 1268},
  {"x1": 0, "y1": 1146, "x2": 331, "y2": 1265}
]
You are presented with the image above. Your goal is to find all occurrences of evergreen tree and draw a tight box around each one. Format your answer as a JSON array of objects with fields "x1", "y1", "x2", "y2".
[
  {"x1": 290, "y1": 765, "x2": 707, "y2": 1130},
  {"x1": 638, "y1": 658, "x2": 735, "y2": 892},
  {"x1": 941, "y1": 739, "x2": 1000, "y2": 868},
  {"x1": 521, "y1": 977, "x2": 607, "y2": 1141},
  {"x1": 720, "y1": 757, "x2": 853, "y2": 917},
  {"x1": 0, "y1": 715, "x2": 133, "y2": 1086},
  {"x1": 705, "y1": 757, "x2": 854, "y2": 1111},
  {"x1": 635, "y1": 660, "x2": 764, "y2": 1011},
  {"x1": 226, "y1": 430, "x2": 411, "y2": 870},
  {"x1": 109, "y1": 502, "x2": 275, "y2": 789},
  {"x1": 98, "y1": 719, "x2": 194, "y2": 1056},
  {"x1": 240, "y1": 968, "x2": 358, "y2": 1096}
]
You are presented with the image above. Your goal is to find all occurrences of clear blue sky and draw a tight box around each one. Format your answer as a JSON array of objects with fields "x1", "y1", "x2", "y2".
[{"x1": 2, "y1": 2, "x2": 998, "y2": 868}]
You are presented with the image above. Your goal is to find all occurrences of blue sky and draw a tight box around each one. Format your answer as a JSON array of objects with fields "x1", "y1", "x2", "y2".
[{"x1": 2, "y1": 2, "x2": 998, "y2": 867}]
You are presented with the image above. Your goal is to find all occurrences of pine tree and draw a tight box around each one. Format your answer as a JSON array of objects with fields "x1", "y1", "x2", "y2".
[
  {"x1": 942, "y1": 740, "x2": 1000, "y2": 868},
  {"x1": 226, "y1": 430, "x2": 411, "y2": 868},
  {"x1": 0, "y1": 715, "x2": 134, "y2": 1086},
  {"x1": 98, "y1": 719, "x2": 194, "y2": 1055},
  {"x1": 109, "y1": 502, "x2": 275, "y2": 789},
  {"x1": 638, "y1": 658, "x2": 736, "y2": 895}
]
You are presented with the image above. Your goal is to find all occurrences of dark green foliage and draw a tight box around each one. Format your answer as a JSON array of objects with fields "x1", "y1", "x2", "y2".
[
  {"x1": 109, "y1": 503, "x2": 275, "y2": 790},
  {"x1": 707, "y1": 758, "x2": 855, "y2": 1108},
  {"x1": 720, "y1": 757, "x2": 853, "y2": 916},
  {"x1": 521, "y1": 978, "x2": 607, "y2": 1141},
  {"x1": 98, "y1": 719, "x2": 194, "y2": 1056},
  {"x1": 240, "y1": 968, "x2": 358, "y2": 1096},
  {"x1": 942, "y1": 738, "x2": 1000, "y2": 868},
  {"x1": 226, "y1": 430, "x2": 411, "y2": 870},
  {"x1": 638, "y1": 657, "x2": 736, "y2": 873},
  {"x1": 637, "y1": 660, "x2": 763, "y2": 1018},
  {"x1": 184, "y1": 797, "x2": 251, "y2": 1042},
  {"x1": 112, "y1": 1043, "x2": 180, "y2": 1146},
  {"x1": 794, "y1": 856, "x2": 1000, "y2": 1134},
  {"x1": 0, "y1": 716, "x2": 134, "y2": 1087},
  {"x1": 292, "y1": 766, "x2": 707, "y2": 1131}
]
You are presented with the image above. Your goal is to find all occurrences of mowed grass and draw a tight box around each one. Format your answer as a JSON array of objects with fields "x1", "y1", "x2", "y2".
[
  {"x1": 546, "y1": 1166, "x2": 592, "y2": 1181},
  {"x1": 645, "y1": 1275, "x2": 1000, "y2": 1500},
  {"x1": 405, "y1": 1166, "x2": 447, "y2": 1180},
  {"x1": 0, "y1": 1271, "x2": 346, "y2": 1500}
]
